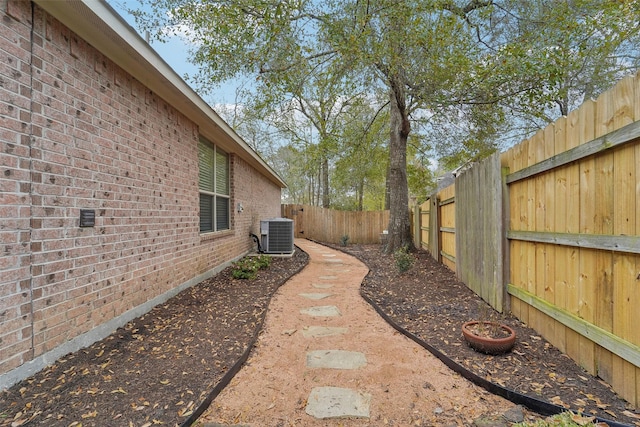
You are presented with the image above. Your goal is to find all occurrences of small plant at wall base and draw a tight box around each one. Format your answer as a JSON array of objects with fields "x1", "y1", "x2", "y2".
[
  {"x1": 340, "y1": 234, "x2": 350, "y2": 247},
  {"x1": 232, "y1": 258, "x2": 258, "y2": 279},
  {"x1": 513, "y1": 411, "x2": 601, "y2": 426},
  {"x1": 231, "y1": 255, "x2": 272, "y2": 280},
  {"x1": 255, "y1": 254, "x2": 272, "y2": 269},
  {"x1": 393, "y1": 246, "x2": 415, "y2": 273}
]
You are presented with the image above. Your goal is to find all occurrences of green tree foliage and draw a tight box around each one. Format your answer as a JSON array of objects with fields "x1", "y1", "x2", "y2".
[
  {"x1": 254, "y1": 62, "x2": 367, "y2": 208},
  {"x1": 131, "y1": 0, "x2": 640, "y2": 253},
  {"x1": 467, "y1": 0, "x2": 640, "y2": 133},
  {"x1": 331, "y1": 96, "x2": 389, "y2": 211},
  {"x1": 271, "y1": 144, "x2": 321, "y2": 205}
]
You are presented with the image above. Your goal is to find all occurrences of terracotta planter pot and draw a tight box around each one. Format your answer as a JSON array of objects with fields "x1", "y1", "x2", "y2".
[{"x1": 462, "y1": 321, "x2": 516, "y2": 355}]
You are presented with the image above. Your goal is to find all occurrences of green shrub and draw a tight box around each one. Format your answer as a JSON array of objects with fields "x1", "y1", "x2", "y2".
[
  {"x1": 255, "y1": 254, "x2": 272, "y2": 269},
  {"x1": 231, "y1": 258, "x2": 258, "y2": 279},
  {"x1": 393, "y1": 246, "x2": 415, "y2": 273},
  {"x1": 231, "y1": 254, "x2": 272, "y2": 280},
  {"x1": 340, "y1": 234, "x2": 350, "y2": 247},
  {"x1": 514, "y1": 412, "x2": 599, "y2": 426}
]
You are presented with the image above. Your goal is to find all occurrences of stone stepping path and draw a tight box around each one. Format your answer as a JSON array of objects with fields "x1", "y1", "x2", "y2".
[
  {"x1": 301, "y1": 326, "x2": 348, "y2": 338},
  {"x1": 311, "y1": 282, "x2": 333, "y2": 289},
  {"x1": 300, "y1": 248, "x2": 370, "y2": 420},
  {"x1": 199, "y1": 239, "x2": 520, "y2": 426},
  {"x1": 321, "y1": 253, "x2": 344, "y2": 264}
]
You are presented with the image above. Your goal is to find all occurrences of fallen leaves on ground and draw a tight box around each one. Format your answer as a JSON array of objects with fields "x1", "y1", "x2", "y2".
[
  {"x1": 3, "y1": 244, "x2": 639, "y2": 427},
  {"x1": 337, "y1": 244, "x2": 639, "y2": 427},
  {"x1": 0, "y1": 250, "x2": 309, "y2": 427}
]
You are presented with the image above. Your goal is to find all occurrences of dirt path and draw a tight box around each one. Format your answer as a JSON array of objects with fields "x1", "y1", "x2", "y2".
[{"x1": 197, "y1": 240, "x2": 524, "y2": 426}]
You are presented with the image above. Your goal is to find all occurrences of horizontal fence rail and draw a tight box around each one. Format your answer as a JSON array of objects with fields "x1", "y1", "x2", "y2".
[
  {"x1": 507, "y1": 230, "x2": 640, "y2": 254},
  {"x1": 506, "y1": 119, "x2": 640, "y2": 184}
]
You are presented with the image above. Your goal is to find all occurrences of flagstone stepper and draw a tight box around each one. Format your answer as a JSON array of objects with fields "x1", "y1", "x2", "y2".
[
  {"x1": 301, "y1": 326, "x2": 349, "y2": 338},
  {"x1": 299, "y1": 305, "x2": 341, "y2": 317},
  {"x1": 306, "y1": 350, "x2": 367, "y2": 369},
  {"x1": 298, "y1": 292, "x2": 333, "y2": 300},
  {"x1": 305, "y1": 386, "x2": 371, "y2": 419}
]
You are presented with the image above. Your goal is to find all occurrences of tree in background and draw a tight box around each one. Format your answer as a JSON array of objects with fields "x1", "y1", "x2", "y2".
[
  {"x1": 130, "y1": 0, "x2": 483, "y2": 252},
  {"x1": 251, "y1": 60, "x2": 371, "y2": 208},
  {"x1": 332, "y1": 95, "x2": 390, "y2": 211},
  {"x1": 270, "y1": 144, "x2": 320, "y2": 205},
  {"x1": 468, "y1": 0, "x2": 640, "y2": 138}
]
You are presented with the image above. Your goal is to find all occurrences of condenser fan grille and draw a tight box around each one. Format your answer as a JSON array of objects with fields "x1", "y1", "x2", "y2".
[{"x1": 260, "y1": 218, "x2": 294, "y2": 254}]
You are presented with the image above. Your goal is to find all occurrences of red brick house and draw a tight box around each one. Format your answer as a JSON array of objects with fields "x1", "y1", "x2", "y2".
[{"x1": 0, "y1": 0, "x2": 285, "y2": 388}]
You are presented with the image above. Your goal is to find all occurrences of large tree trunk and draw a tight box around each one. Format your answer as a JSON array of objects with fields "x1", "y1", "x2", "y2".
[{"x1": 384, "y1": 85, "x2": 415, "y2": 254}]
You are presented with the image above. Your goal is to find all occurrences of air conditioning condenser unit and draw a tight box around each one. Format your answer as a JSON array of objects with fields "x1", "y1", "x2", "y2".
[{"x1": 260, "y1": 218, "x2": 294, "y2": 254}]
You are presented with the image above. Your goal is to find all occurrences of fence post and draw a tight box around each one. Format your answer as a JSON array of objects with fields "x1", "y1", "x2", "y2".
[
  {"x1": 413, "y1": 204, "x2": 421, "y2": 249},
  {"x1": 429, "y1": 195, "x2": 440, "y2": 262},
  {"x1": 501, "y1": 166, "x2": 511, "y2": 314}
]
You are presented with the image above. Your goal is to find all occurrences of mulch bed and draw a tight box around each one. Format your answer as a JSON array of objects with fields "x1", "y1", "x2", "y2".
[
  {"x1": 335, "y1": 243, "x2": 640, "y2": 427},
  {"x1": 2, "y1": 242, "x2": 639, "y2": 427},
  {"x1": 0, "y1": 250, "x2": 309, "y2": 427}
]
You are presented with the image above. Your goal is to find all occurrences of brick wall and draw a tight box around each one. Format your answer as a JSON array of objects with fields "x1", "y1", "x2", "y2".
[
  {"x1": 0, "y1": 0, "x2": 35, "y2": 380},
  {"x1": 0, "y1": 1, "x2": 282, "y2": 385}
]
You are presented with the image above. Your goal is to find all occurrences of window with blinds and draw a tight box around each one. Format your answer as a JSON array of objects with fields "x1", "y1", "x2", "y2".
[{"x1": 198, "y1": 137, "x2": 229, "y2": 233}]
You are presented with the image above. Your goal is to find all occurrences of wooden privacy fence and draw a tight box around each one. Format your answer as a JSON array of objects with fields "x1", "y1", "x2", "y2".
[
  {"x1": 415, "y1": 72, "x2": 640, "y2": 408},
  {"x1": 281, "y1": 204, "x2": 389, "y2": 244},
  {"x1": 456, "y1": 153, "x2": 506, "y2": 312},
  {"x1": 417, "y1": 186, "x2": 457, "y2": 272}
]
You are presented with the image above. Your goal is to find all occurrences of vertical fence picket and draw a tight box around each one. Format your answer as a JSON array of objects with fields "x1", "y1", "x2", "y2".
[
  {"x1": 634, "y1": 72, "x2": 640, "y2": 408},
  {"x1": 577, "y1": 100, "x2": 598, "y2": 375},
  {"x1": 610, "y1": 76, "x2": 637, "y2": 404},
  {"x1": 542, "y1": 124, "x2": 557, "y2": 342},
  {"x1": 508, "y1": 142, "x2": 524, "y2": 321},
  {"x1": 564, "y1": 108, "x2": 582, "y2": 364},
  {"x1": 594, "y1": 89, "x2": 616, "y2": 385},
  {"x1": 552, "y1": 118, "x2": 568, "y2": 352}
]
